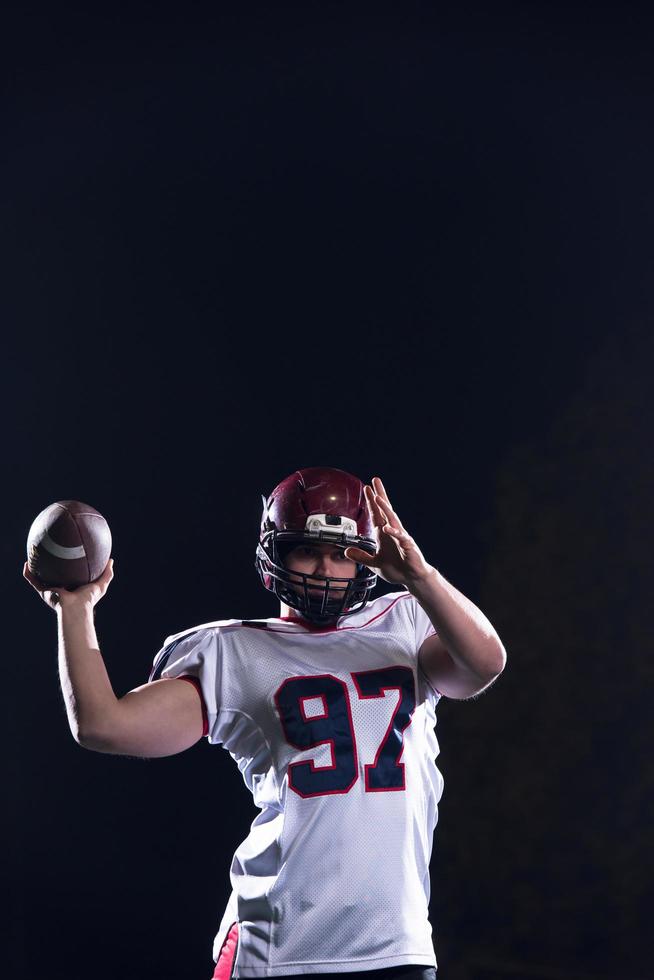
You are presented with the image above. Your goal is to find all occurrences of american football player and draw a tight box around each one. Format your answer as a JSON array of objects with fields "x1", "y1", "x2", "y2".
[{"x1": 25, "y1": 468, "x2": 506, "y2": 979}]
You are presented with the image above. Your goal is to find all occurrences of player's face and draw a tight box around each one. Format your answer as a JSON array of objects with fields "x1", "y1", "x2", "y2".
[{"x1": 283, "y1": 543, "x2": 357, "y2": 589}]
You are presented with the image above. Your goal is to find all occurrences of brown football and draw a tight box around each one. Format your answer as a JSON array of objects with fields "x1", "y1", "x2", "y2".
[{"x1": 27, "y1": 500, "x2": 112, "y2": 589}]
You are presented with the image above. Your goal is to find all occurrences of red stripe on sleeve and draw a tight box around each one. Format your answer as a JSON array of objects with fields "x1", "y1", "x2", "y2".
[{"x1": 177, "y1": 675, "x2": 209, "y2": 737}]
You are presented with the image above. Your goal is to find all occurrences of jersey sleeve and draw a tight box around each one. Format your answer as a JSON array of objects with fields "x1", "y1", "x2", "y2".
[
  {"x1": 402, "y1": 593, "x2": 438, "y2": 650},
  {"x1": 148, "y1": 629, "x2": 220, "y2": 741},
  {"x1": 399, "y1": 593, "x2": 442, "y2": 701}
]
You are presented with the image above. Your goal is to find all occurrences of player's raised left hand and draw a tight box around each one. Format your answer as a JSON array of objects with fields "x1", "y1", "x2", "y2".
[{"x1": 345, "y1": 477, "x2": 434, "y2": 586}]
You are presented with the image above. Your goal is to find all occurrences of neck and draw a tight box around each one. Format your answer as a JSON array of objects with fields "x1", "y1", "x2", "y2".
[{"x1": 278, "y1": 601, "x2": 339, "y2": 627}]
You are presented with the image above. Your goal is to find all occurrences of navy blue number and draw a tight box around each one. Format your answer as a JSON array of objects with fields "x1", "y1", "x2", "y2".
[
  {"x1": 352, "y1": 666, "x2": 416, "y2": 791},
  {"x1": 274, "y1": 675, "x2": 358, "y2": 798}
]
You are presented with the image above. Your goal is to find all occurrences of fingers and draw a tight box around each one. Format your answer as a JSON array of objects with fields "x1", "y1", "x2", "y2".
[
  {"x1": 23, "y1": 563, "x2": 55, "y2": 600},
  {"x1": 90, "y1": 559, "x2": 115, "y2": 600},
  {"x1": 23, "y1": 563, "x2": 41, "y2": 592},
  {"x1": 364, "y1": 484, "x2": 387, "y2": 528},
  {"x1": 344, "y1": 546, "x2": 381, "y2": 568},
  {"x1": 369, "y1": 478, "x2": 403, "y2": 531},
  {"x1": 371, "y1": 476, "x2": 390, "y2": 503},
  {"x1": 23, "y1": 559, "x2": 115, "y2": 608},
  {"x1": 23, "y1": 564, "x2": 63, "y2": 608},
  {"x1": 381, "y1": 524, "x2": 415, "y2": 551},
  {"x1": 374, "y1": 494, "x2": 396, "y2": 525},
  {"x1": 365, "y1": 480, "x2": 400, "y2": 531}
]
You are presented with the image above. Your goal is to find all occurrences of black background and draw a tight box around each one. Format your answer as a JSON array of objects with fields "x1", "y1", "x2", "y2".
[{"x1": 5, "y1": 3, "x2": 653, "y2": 979}]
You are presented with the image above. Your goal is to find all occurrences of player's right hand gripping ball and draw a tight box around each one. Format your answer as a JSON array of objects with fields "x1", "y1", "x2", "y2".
[{"x1": 26, "y1": 500, "x2": 112, "y2": 589}]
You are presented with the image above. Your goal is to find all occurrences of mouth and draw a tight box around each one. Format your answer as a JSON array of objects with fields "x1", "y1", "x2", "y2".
[{"x1": 305, "y1": 580, "x2": 348, "y2": 596}]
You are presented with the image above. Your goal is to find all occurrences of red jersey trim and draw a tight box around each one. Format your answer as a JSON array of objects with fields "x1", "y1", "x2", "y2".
[
  {"x1": 254, "y1": 593, "x2": 412, "y2": 635},
  {"x1": 212, "y1": 921, "x2": 239, "y2": 979},
  {"x1": 176, "y1": 675, "x2": 209, "y2": 736}
]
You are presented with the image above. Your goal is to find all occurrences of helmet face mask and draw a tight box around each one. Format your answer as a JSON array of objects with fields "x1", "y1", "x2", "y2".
[{"x1": 255, "y1": 468, "x2": 378, "y2": 624}]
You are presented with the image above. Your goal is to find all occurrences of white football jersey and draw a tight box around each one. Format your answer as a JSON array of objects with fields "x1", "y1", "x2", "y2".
[{"x1": 149, "y1": 591, "x2": 444, "y2": 977}]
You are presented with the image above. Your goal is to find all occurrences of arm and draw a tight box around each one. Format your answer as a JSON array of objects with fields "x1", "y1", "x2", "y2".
[
  {"x1": 409, "y1": 569, "x2": 506, "y2": 699},
  {"x1": 345, "y1": 477, "x2": 507, "y2": 700},
  {"x1": 24, "y1": 561, "x2": 205, "y2": 757}
]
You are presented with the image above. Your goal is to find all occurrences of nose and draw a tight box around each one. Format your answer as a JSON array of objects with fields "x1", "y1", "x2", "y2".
[
  {"x1": 314, "y1": 555, "x2": 333, "y2": 577},
  {"x1": 307, "y1": 551, "x2": 343, "y2": 580}
]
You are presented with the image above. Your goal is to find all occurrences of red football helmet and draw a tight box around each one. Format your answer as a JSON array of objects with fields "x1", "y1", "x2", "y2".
[{"x1": 256, "y1": 467, "x2": 378, "y2": 623}]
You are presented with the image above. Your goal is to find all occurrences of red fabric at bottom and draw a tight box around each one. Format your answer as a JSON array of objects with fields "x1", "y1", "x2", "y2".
[{"x1": 212, "y1": 922, "x2": 239, "y2": 980}]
